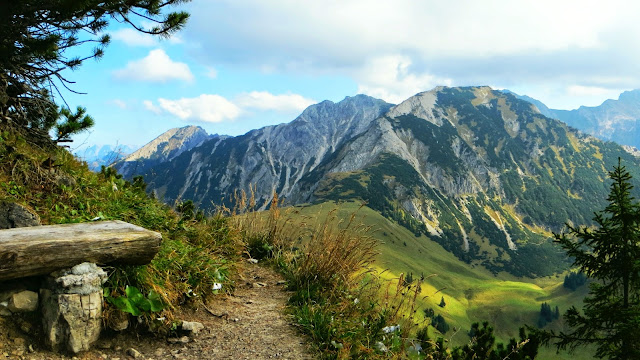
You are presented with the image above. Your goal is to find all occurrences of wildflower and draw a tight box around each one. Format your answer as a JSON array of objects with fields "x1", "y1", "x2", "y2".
[{"x1": 382, "y1": 325, "x2": 400, "y2": 333}]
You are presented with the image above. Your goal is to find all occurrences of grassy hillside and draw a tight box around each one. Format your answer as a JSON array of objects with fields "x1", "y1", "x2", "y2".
[
  {"x1": 291, "y1": 201, "x2": 594, "y2": 358},
  {"x1": 0, "y1": 126, "x2": 242, "y2": 326}
]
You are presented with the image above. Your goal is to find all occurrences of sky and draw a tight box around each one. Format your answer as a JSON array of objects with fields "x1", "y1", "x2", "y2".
[{"x1": 62, "y1": 0, "x2": 640, "y2": 150}]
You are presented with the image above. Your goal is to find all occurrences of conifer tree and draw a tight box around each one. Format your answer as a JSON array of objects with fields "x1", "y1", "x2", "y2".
[
  {"x1": 453, "y1": 322, "x2": 540, "y2": 360},
  {"x1": 55, "y1": 106, "x2": 94, "y2": 143},
  {"x1": 545, "y1": 159, "x2": 640, "y2": 359},
  {"x1": 0, "y1": 0, "x2": 190, "y2": 139},
  {"x1": 404, "y1": 272, "x2": 414, "y2": 285},
  {"x1": 439, "y1": 296, "x2": 446, "y2": 308}
]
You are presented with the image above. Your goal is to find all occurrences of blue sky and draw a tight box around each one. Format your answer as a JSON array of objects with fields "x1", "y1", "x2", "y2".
[{"x1": 62, "y1": 0, "x2": 640, "y2": 150}]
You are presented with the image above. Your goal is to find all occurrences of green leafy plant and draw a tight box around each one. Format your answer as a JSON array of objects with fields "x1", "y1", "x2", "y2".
[{"x1": 105, "y1": 286, "x2": 164, "y2": 316}]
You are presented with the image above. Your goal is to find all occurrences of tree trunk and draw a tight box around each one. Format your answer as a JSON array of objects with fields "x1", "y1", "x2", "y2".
[{"x1": 0, "y1": 220, "x2": 162, "y2": 281}]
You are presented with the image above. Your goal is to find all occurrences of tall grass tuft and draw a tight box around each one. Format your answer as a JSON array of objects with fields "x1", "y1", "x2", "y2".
[
  {"x1": 232, "y1": 198, "x2": 439, "y2": 358},
  {"x1": 227, "y1": 189, "x2": 307, "y2": 260},
  {"x1": 290, "y1": 206, "x2": 378, "y2": 293}
]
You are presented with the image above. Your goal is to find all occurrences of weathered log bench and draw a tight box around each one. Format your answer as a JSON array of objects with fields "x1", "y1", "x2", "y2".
[
  {"x1": 0, "y1": 220, "x2": 162, "y2": 353},
  {"x1": 0, "y1": 220, "x2": 162, "y2": 281}
]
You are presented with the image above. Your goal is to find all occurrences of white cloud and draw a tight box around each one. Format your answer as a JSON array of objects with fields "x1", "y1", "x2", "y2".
[
  {"x1": 108, "y1": 99, "x2": 128, "y2": 109},
  {"x1": 167, "y1": 35, "x2": 184, "y2": 45},
  {"x1": 235, "y1": 92, "x2": 315, "y2": 112},
  {"x1": 111, "y1": 24, "x2": 183, "y2": 46},
  {"x1": 567, "y1": 85, "x2": 620, "y2": 97},
  {"x1": 111, "y1": 28, "x2": 156, "y2": 47},
  {"x1": 144, "y1": 91, "x2": 316, "y2": 123},
  {"x1": 155, "y1": 95, "x2": 241, "y2": 123},
  {"x1": 180, "y1": 0, "x2": 640, "y2": 108},
  {"x1": 186, "y1": 0, "x2": 622, "y2": 66},
  {"x1": 355, "y1": 55, "x2": 452, "y2": 103},
  {"x1": 560, "y1": 85, "x2": 630, "y2": 108},
  {"x1": 113, "y1": 49, "x2": 194, "y2": 82},
  {"x1": 143, "y1": 100, "x2": 162, "y2": 114},
  {"x1": 205, "y1": 67, "x2": 218, "y2": 79}
]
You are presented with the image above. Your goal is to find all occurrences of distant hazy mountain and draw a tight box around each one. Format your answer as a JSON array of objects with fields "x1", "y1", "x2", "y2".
[
  {"x1": 114, "y1": 125, "x2": 216, "y2": 178},
  {"x1": 75, "y1": 144, "x2": 136, "y2": 171},
  {"x1": 510, "y1": 89, "x2": 640, "y2": 150},
  {"x1": 129, "y1": 87, "x2": 640, "y2": 277}
]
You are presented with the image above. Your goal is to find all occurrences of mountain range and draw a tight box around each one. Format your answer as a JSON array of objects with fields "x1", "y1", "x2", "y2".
[
  {"x1": 116, "y1": 125, "x2": 220, "y2": 179},
  {"x1": 75, "y1": 144, "x2": 136, "y2": 171},
  {"x1": 509, "y1": 89, "x2": 640, "y2": 151},
  {"x1": 113, "y1": 86, "x2": 640, "y2": 278}
]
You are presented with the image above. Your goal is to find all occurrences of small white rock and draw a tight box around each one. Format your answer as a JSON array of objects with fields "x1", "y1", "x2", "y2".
[
  {"x1": 181, "y1": 321, "x2": 204, "y2": 334},
  {"x1": 167, "y1": 336, "x2": 190, "y2": 344},
  {"x1": 126, "y1": 347, "x2": 142, "y2": 358},
  {"x1": 375, "y1": 341, "x2": 388, "y2": 352},
  {"x1": 7, "y1": 291, "x2": 38, "y2": 313}
]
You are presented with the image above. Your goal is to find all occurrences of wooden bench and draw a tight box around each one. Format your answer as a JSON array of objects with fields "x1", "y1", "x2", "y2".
[{"x1": 0, "y1": 220, "x2": 162, "y2": 281}]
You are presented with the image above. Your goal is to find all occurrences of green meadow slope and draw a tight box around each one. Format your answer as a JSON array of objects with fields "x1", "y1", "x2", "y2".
[{"x1": 294, "y1": 201, "x2": 594, "y2": 359}]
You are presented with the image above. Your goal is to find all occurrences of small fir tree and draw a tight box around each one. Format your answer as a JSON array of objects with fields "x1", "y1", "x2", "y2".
[
  {"x1": 544, "y1": 159, "x2": 640, "y2": 359},
  {"x1": 404, "y1": 272, "x2": 414, "y2": 285},
  {"x1": 439, "y1": 296, "x2": 446, "y2": 308},
  {"x1": 55, "y1": 106, "x2": 94, "y2": 143}
]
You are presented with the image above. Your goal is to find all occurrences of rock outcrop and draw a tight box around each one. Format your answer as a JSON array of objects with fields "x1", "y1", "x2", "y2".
[{"x1": 0, "y1": 202, "x2": 40, "y2": 229}]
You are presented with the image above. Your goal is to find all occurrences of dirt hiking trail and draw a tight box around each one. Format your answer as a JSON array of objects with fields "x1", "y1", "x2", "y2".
[{"x1": 0, "y1": 264, "x2": 315, "y2": 359}]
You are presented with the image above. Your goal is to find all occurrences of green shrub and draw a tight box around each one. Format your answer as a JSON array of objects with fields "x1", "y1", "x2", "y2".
[{"x1": 104, "y1": 286, "x2": 164, "y2": 316}]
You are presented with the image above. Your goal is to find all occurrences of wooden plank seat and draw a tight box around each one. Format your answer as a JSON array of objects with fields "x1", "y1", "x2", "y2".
[{"x1": 0, "y1": 220, "x2": 162, "y2": 281}]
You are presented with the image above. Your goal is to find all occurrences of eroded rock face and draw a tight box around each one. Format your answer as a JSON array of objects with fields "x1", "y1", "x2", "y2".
[
  {"x1": 41, "y1": 262, "x2": 107, "y2": 353},
  {"x1": 0, "y1": 202, "x2": 41, "y2": 229}
]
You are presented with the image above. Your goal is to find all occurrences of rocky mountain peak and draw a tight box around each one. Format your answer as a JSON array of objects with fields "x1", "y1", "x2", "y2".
[
  {"x1": 133, "y1": 95, "x2": 393, "y2": 209},
  {"x1": 386, "y1": 87, "x2": 443, "y2": 126},
  {"x1": 114, "y1": 125, "x2": 213, "y2": 178},
  {"x1": 123, "y1": 125, "x2": 209, "y2": 162},
  {"x1": 295, "y1": 94, "x2": 391, "y2": 124},
  {"x1": 617, "y1": 89, "x2": 640, "y2": 103}
]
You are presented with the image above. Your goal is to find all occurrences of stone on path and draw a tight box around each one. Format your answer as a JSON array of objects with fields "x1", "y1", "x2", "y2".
[
  {"x1": 181, "y1": 321, "x2": 204, "y2": 335},
  {"x1": 7, "y1": 290, "x2": 38, "y2": 313},
  {"x1": 167, "y1": 336, "x2": 190, "y2": 344},
  {"x1": 126, "y1": 347, "x2": 142, "y2": 358}
]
